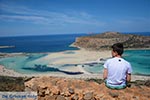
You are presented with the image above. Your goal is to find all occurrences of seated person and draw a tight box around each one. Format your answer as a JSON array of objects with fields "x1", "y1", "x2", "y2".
[{"x1": 103, "y1": 43, "x2": 132, "y2": 89}]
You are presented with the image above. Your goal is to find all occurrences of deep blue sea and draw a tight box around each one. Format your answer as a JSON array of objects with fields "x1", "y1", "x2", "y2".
[
  {"x1": 0, "y1": 34, "x2": 87, "y2": 53},
  {"x1": 0, "y1": 32, "x2": 149, "y2": 75}
]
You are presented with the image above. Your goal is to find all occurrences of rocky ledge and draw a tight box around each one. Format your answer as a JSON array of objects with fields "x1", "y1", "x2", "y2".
[
  {"x1": 24, "y1": 76, "x2": 150, "y2": 100},
  {"x1": 0, "y1": 76, "x2": 150, "y2": 99},
  {"x1": 72, "y1": 32, "x2": 150, "y2": 50}
]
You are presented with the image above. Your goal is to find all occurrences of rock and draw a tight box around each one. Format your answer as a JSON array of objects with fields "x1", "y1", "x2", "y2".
[
  {"x1": 45, "y1": 88, "x2": 50, "y2": 95},
  {"x1": 51, "y1": 86, "x2": 60, "y2": 95},
  {"x1": 71, "y1": 94, "x2": 79, "y2": 100},
  {"x1": 63, "y1": 89, "x2": 71, "y2": 97},
  {"x1": 45, "y1": 95, "x2": 57, "y2": 100},
  {"x1": 95, "y1": 93, "x2": 104, "y2": 99},
  {"x1": 83, "y1": 92, "x2": 94, "y2": 100},
  {"x1": 144, "y1": 80, "x2": 150, "y2": 87},
  {"x1": 68, "y1": 88, "x2": 74, "y2": 94},
  {"x1": 38, "y1": 97, "x2": 45, "y2": 100},
  {"x1": 38, "y1": 89, "x2": 46, "y2": 97},
  {"x1": 109, "y1": 91, "x2": 119, "y2": 98},
  {"x1": 24, "y1": 77, "x2": 150, "y2": 100},
  {"x1": 56, "y1": 95, "x2": 66, "y2": 100},
  {"x1": 132, "y1": 96, "x2": 139, "y2": 100}
]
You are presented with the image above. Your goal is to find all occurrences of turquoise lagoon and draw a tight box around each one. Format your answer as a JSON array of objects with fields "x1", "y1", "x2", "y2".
[
  {"x1": 124, "y1": 49, "x2": 150, "y2": 75},
  {"x1": 83, "y1": 49, "x2": 150, "y2": 75},
  {"x1": 0, "y1": 49, "x2": 150, "y2": 75},
  {"x1": 0, "y1": 53, "x2": 49, "y2": 74}
]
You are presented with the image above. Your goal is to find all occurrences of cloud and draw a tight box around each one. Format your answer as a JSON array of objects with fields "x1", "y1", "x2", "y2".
[
  {"x1": 117, "y1": 17, "x2": 150, "y2": 27},
  {"x1": 0, "y1": 3, "x2": 105, "y2": 27},
  {"x1": 0, "y1": 15, "x2": 49, "y2": 24}
]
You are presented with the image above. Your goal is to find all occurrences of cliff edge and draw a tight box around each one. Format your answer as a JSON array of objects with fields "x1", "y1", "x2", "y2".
[
  {"x1": 0, "y1": 76, "x2": 149, "y2": 100},
  {"x1": 72, "y1": 32, "x2": 150, "y2": 50},
  {"x1": 25, "y1": 76, "x2": 150, "y2": 100}
]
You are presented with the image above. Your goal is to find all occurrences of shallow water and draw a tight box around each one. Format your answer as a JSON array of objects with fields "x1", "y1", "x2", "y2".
[
  {"x1": 0, "y1": 53, "x2": 49, "y2": 74},
  {"x1": 124, "y1": 50, "x2": 150, "y2": 75},
  {"x1": 84, "y1": 50, "x2": 150, "y2": 75},
  {"x1": 0, "y1": 50, "x2": 149, "y2": 75}
]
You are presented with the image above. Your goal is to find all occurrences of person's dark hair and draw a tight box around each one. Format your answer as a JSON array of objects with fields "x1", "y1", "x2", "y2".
[{"x1": 112, "y1": 43, "x2": 124, "y2": 55}]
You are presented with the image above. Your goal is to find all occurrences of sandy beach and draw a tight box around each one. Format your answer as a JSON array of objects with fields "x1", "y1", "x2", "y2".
[
  {"x1": 38, "y1": 49, "x2": 111, "y2": 65},
  {"x1": 0, "y1": 49, "x2": 150, "y2": 81}
]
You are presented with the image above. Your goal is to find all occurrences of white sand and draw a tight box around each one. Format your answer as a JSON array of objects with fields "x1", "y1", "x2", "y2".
[
  {"x1": 41, "y1": 49, "x2": 111, "y2": 65},
  {"x1": 0, "y1": 65, "x2": 23, "y2": 77}
]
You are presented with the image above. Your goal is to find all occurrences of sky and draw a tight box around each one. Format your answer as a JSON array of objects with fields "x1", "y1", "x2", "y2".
[{"x1": 0, "y1": 0, "x2": 150, "y2": 36}]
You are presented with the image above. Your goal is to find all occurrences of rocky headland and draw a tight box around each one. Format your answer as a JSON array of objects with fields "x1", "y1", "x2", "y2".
[{"x1": 72, "y1": 32, "x2": 150, "y2": 50}]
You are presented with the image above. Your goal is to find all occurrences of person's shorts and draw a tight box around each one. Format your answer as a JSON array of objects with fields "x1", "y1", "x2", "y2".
[{"x1": 105, "y1": 81, "x2": 126, "y2": 90}]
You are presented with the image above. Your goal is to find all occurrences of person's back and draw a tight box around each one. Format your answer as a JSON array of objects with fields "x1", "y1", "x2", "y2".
[{"x1": 103, "y1": 43, "x2": 132, "y2": 89}]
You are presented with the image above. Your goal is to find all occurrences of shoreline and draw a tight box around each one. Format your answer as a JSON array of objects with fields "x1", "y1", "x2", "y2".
[
  {"x1": 125, "y1": 47, "x2": 150, "y2": 50},
  {"x1": 0, "y1": 49, "x2": 150, "y2": 81},
  {"x1": 70, "y1": 44, "x2": 150, "y2": 53},
  {"x1": 0, "y1": 65, "x2": 150, "y2": 81},
  {"x1": 0, "y1": 65, "x2": 150, "y2": 82}
]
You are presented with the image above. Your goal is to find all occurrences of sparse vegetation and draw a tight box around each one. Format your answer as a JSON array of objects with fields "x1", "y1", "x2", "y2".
[{"x1": 72, "y1": 32, "x2": 150, "y2": 50}]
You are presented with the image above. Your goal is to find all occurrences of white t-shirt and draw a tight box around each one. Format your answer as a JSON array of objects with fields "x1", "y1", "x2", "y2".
[{"x1": 104, "y1": 57, "x2": 132, "y2": 86}]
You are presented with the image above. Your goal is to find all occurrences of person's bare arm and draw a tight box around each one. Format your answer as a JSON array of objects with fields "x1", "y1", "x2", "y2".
[
  {"x1": 103, "y1": 68, "x2": 108, "y2": 80},
  {"x1": 126, "y1": 73, "x2": 131, "y2": 82}
]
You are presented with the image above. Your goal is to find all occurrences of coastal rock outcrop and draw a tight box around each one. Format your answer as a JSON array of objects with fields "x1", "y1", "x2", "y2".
[
  {"x1": 72, "y1": 32, "x2": 150, "y2": 50},
  {"x1": 25, "y1": 76, "x2": 150, "y2": 100}
]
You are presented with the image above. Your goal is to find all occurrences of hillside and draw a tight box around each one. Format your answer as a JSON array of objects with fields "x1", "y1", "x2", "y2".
[{"x1": 72, "y1": 32, "x2": 150, "y2": 50}]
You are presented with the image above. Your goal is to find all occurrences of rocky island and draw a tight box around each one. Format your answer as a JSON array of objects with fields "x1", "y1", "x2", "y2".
[
  {"x1": 72, "y1": 32, "x2": 150, "y2": 50},
  {"x1": 0, "y1": 45, "x2": 15, "y2": 49}
]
